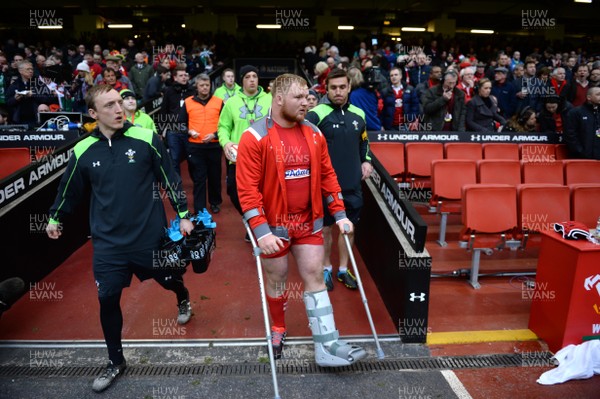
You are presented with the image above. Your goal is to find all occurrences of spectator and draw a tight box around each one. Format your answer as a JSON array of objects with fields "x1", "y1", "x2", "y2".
[
  {"x1": 307, "y1": 89, "x2": 320, "y2": 111},
  {"x1": 128, "y1": 53, "x2": 153, "y2": 100},
  {"x1": 415, "y1": 65, "x2": 442, "y2": 105},
  {"x1": 70, "y1": 62, "x2": 94, "y2": 113},
  {"x1": 99, "y1": 68, "x2": 128, "y2": 92},
  {"x1": 312, "y1": 61, "x2": 330, "y2": 95},
  {"x1": 408, "y1": 52, "x2": 431, "y2": 86},
  {"x1": 565, "y1": 64, "x2": 590, "y2": 107},
  {"x1": 83, "y1": 51, "x2": 103, "y2": 80},
  {"x1": 466, "y1": 78, "x2": 506, "y2": 132},
  {"x1": 143, "y1": 65, "x2": 171, "y2": 102},
  {"x1": 589, "y1": 67, "x2": 600, "y2": 88},
  {"x1": 457, "y1": 66, "x2": 476, "y2": 103},
  {"x1": 160, "y1": 65, "x2": 195, "y2": 176},
  {"x1": 348, "y1": 67, "x2": 381, "y2": 131},
  {"x1": 538, "y1": 95, "x2": 571, "y2": 134},
  {"x1": 502, "y1": 106, "x2": 538, "y2": 133},
  {"x1": 6, "y1": 61, "x2": 51, "y2": 126},
  {"x1": 421, "y1": 70, "x2": 466, "y2": 131},
  {"x1": 510, "y1": 51, "x2": 523, "y2": 71},
  {"x1": 383, "y1": 66, "x2": 419, "y2": 130},
  {"x1": 564, "y1": 87, "x2": 600, "y2": 159},
  {"x1": 491, "y1": 66, "x2": 517, "y2": 118}
]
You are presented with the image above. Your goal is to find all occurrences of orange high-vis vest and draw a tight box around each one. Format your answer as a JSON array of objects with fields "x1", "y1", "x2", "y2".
[{"x1": 185, "y1": 96, "x2": 223, "y2": 144}]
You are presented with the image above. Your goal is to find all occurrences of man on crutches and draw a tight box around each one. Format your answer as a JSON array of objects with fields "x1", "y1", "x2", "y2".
[{"x1": 237, "y1": 73, "x2": 367, "y2": 367}]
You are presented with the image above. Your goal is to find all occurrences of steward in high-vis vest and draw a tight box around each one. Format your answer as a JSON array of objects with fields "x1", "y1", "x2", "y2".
[{"x1": 179, "y1": 74, "x2": 224, "y2": 214}]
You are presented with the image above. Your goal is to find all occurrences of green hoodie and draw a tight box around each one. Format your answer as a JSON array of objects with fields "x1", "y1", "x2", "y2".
[
  {"x1": 218, "y1": 86, "x2": 272, "y2": 148},
  {"x1": 213, "y1": 82, "x2": 241, "y2": 102}
]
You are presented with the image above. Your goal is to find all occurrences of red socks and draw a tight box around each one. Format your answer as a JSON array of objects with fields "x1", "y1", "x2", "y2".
[{"x1": 266, "y1": 291, "x2": 288, "y2": 330}]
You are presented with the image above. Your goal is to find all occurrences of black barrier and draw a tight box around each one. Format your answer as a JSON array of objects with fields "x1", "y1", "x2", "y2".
[
  {"x1": 0, "y1": 129, "x2": 80, "y2": 149},
  {"x1": 356, "y1": 171, "x2": 432, "y2": 343},
  {"x1": 368, "y1": 130, "x2": 562, "y2": 143},
  {"x1": 0, "y1": 137, "x2": 90, "y2": 292},
  {"x1": 369, "y1": 153, "x2": 428, "y2": 253}
]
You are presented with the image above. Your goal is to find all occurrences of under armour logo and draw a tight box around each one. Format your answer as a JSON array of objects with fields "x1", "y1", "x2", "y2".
[
  {"x1": 584, "y1": 274, "x2": 600, "y2": 296},
  {"x1": 92, "y1": 161, "x2": 101, "y2": 167},
  {"x1": 239, "y1": 104, "x2": 264, "y2": 120},
  {"x1": 378, "y1": 134, "x2": 388, "y2": 141},
  {"x1": 470, "y1": 135, "x2": 481, "y2": 141},
  {"x1": 333, "y1": 124, "x2": 340, "y2": 128},
  {"x1": 352, "y1": 120, "x2": 359, "y2": 130},
  {"x1": 409, "y1": 292, "x2": 426, "y2": 302}
]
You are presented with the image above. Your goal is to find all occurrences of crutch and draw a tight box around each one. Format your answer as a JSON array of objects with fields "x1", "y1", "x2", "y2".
[
  {"x1": 242, "y1": 218, "x2": 282, "y2": 399},
  {"x1": 342, "y1": 224, "x2": 385, "y2": 359}
]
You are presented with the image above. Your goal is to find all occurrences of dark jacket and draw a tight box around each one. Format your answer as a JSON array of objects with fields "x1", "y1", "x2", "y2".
[
  {"x1": 306, "y1": 99, "x2": 371, "y2": 201},
  {"x1": 49, "y1": 122, "x2": 189, "y2": 254},
  {"x1": 381, "y1": 83, "x2": 420, "y2": 130},
  {"x1": 349, "y1": 87, "x2": 381, "y2": 131},
  {"x1": 491, "y1": 80, "x2": 518, "y2": 118},
  {"x1": 564, "y1": 102, "x2": 600, "y2": 159},
  {"x1": 128, "y1": 63, "x2": 154, "y2": 99},
  {"x1": 538, "y1": 102, "x2": 572, "y2": 133},
  {"x1": 6, "y1": 78, "x2": 53, "y2": 125},
  {"x1": 160, "y1": 82, "x2": 195, "y2": 132},
  {"x1": 421, "y1": 84, "x2": 466, "y2": 131},
  {"x1": 143, "y1": 74, "x2": 164, "y2": 102},
  {"x1": 466, "y1": 95, "x2": 506, "y2": 132}
]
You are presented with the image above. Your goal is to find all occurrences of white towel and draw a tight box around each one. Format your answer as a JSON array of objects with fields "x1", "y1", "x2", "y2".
[{"x1": 537, "y1": 340, "x2": 600, "y2": 385}]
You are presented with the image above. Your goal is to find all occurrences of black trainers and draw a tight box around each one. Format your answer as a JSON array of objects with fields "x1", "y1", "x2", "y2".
[
  {"x1": 177, "y1": 299, "x2": 192, "y2": 325},
  {"x1": 337, "y1": 270, "x2": 358, "y2": 290},
  {"x1": 271, "y1": 327, "x2": 287, "y2": 360},
  {"x1": 323, "y1": 269, "x2": 334, "y2": 291},
  {"x1": 92, "y1": 360, "x2": 126, "y2": 392}
]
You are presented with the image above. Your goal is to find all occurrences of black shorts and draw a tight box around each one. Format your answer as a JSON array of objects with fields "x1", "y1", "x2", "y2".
[
  {"x1": 323, "y1": 191, "x2": 363, "y2": 227},
  {"x1": 93, "y1": 249, "x2": 185, "y2": 298}
]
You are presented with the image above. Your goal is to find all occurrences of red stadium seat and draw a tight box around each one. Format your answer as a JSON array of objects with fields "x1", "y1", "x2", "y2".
[
  {"x1": 0, "y1": 148, "x2": 31, "y2": 180},
  {"x1": 555, "y1": 144, "x2": 569, "y2": 160},
  {"x1": 482, "y1": 143, "x2": 519, "y2": 160},
  {"x1": 369, "y1": 143, "x2": 404, "y2": 180},
  {"x1": 461, "y1": 184, "x2": 519, "y2": 289},
  {"x1": 444, "y1": 143, "x2": 482, "y2": 160},
  {"x1": 477, "y1": 160, "x2": 521, "y2": 185},
  {"x1": 404, "y1": 143, "x2": 444, "y2": 188},
  {"x1": 517, "y1": 184, "x2": 570, "y2": 248},
  {"x1": 570, "y1": 184, "x2": 600, "y2": 228},
  {"x1": 521, "y1": 161, "x2": 564, "y2": 184},
  {"x1": 430, "y1": 160, "x2": 477, "y2": 246},
  {"x1": 563, "y1": 160, "x2": 600, "y2": 185},
  {"x1": 519, "y1": 144, "x2": 556, "y2": 162}
]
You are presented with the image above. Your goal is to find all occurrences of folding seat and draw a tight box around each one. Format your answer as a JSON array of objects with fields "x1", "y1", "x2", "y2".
[
  {"x1": 0, "y1": 148, "x2": 31, "y2": 180},
  {"x1": 570, "y1": 184, "x2": 600, "y2": 228},
  {"x1": 477, "y1": 160, "x2": 521, "y2": 186},
  {"x1": 404, "y1": 142, "x2": 443, "y2": 188},
  {"x1": 519, "y1": 144, "x2": 556, "y2": 162},
  {"x1": 563, "y1": 160, "x2": 600, "y2": 185},
  {"x1": 554, "y1": 144, "x2": 569, "y2": 160},
  {"x1": 521, "y1": 161, "x2": 564, "y2": 185},
  {"x1": 369, "y1": 143, "x2": 404, "y2": 181},
  {"x1": 444, "y1": 143, "x2": 482, "y2": 160},
  {"x1": 430, "y1": 160, "x2": 477, "y2": 246},
  {"x1": 517, "y1": 184, "x2": 570, "y2": 248},
  {"x1": 460, "y1": 184, "x2": 519, "y2": 289},
  {"x1": 482, "y1": 143, "x2": 519, "y2": 160}
]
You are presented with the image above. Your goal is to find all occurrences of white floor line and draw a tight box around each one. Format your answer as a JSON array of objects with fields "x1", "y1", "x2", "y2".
[{"x1": 441, "y1": 370, "x2": 473, "y2": 399}]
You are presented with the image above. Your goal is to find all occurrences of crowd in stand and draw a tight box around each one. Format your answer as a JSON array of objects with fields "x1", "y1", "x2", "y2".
[{"x1": 302, "y1": 39, "x2": 600, "y2": 135}]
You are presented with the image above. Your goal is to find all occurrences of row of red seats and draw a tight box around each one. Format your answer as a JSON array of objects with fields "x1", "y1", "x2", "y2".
[
  {"x1": 371, "y1": 142, "x2": 571, "y2": 184},
  {"x1": 429, "y1": 159, "x2": 600, "y2": 245},
  {"x1": 0, "y1": 148, "x2": 31, "y2": 180},
  {"x1": 460, "y1": 183, "x2": 600, "y2": 289}
]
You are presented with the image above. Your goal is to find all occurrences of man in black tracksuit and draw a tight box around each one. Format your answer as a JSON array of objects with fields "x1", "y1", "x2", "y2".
[
  {"x1": 305, "y1": 68, "x2": 372, "y2": 291},
  {"x1": 160, "y1": 65, "x2": 195, "y2": 176},
  {"x1": 565, "y1": 86, "x2": 600, "y2": 159},
  {"x1": 46, "y1": 85, "x2": 195, "y2": 393}
]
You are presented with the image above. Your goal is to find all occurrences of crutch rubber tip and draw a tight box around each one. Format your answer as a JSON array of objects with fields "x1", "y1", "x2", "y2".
[{"x1": 376, "y1": 349, "x2": 385, "y2": 360}]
